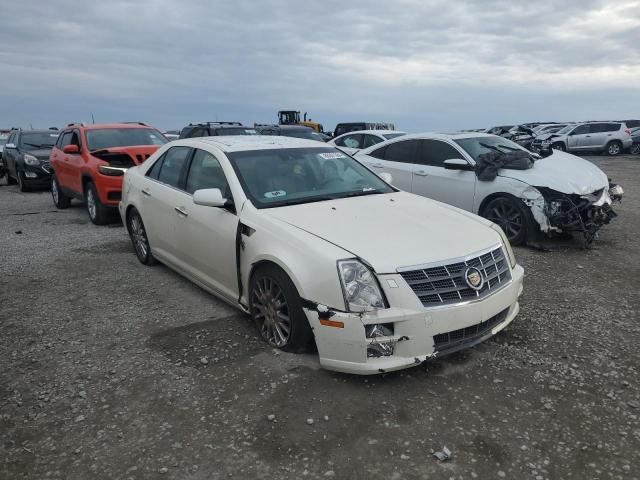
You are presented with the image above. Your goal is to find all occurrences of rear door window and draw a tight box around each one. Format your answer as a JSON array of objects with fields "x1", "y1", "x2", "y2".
[
  {"x1": 335, "y1": 134, "x2": 363, "y2": 149},
  {"x1": 362, "y1": 134, "x2": 382, "y2": 148},
  {"x1": 156, "y1": 146, "x2": 191, "y2": 189},
  {"x1": 571, "y1": 125, "x2": 591, "y2": 135},
  {"x1": 382, "y1": 139, "x2": 420, "y2": 164}
]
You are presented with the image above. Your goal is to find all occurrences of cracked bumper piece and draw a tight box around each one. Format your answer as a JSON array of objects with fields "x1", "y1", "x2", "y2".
[{"x1": 306, "y1": 265, "x2": 524, "y2": 375}]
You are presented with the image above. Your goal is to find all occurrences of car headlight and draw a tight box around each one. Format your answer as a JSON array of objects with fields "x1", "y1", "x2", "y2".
[
  {"x1": 490, "y1": 223, "x2": 517, "y2": 269},
  {"x1": 23, "y1": 154, "x2": 40, "y2": 166},
  {"x1": 337, "y1": 259, "x2": 385, "y2": 312}
]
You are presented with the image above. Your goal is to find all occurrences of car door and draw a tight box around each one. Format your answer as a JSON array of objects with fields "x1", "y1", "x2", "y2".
[
  {"x1": 4, "y1": 132, "x2": 17, "y2": 177},
  {"x1": 179, "y1": 148, "x2": 239, "y2": 300},
  {"x1": 359, "y1": 139, "x2": 419, "y2": 191},
  {"x1": 578, "y1": 123, "x2": 606, "y2": 149},
  {"x1": 566, "y1": 124, "x2": 591, "y2": 150},
  {"x1": 50, "y1": 131, "x2": 71, "y2": 185},
  {"x1": 410, "y1": 139, "x2": 476, "y2": 210},
  {"x1": 139, "y1": 146, "x2": 193, "y2": 266},
  {"x1": 66, "y1": 130, "x2": 85, "y2": 194}
]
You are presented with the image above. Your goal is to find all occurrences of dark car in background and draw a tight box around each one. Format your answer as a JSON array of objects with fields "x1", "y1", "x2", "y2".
[
  {"x1": 331, "y1": 122, "x2": 396, "y2": 138},
  {"x1": 254, "y1": 124, "x2": 326, "y2": 142},
  {"x1": 2, "y1": 128, "x2": 59, "y2": 191},
  {"x1": 0, "y1": 133, "x2": 8, "y2": 178},
  {"x1": 630, "y1": 127, "x2": 640, "y2": 154},
  {"x1": 179, "y1": 122, "x2": 258, "y2": 138}
]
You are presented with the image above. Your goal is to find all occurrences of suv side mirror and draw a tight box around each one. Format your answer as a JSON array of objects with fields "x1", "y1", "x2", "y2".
[
  {"x1": 5, "y1": 143, "x2": 16, "y2": 149},
  {"x1": 63, "y1": 144, "x2": 80, "y2": 154},
  {"x1": 193, "y1": 188, "x2": 226, "y2": 207},
  {"x1": 443, "y1": 159, "x2": 473, "y2": 170}
]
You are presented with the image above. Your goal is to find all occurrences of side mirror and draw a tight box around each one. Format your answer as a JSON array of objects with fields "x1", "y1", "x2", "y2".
[
  {"x1": 443, "y1": 159, "x2": 473, "y2": 170},
  {"x1": 193, "y1": 188, "x2": 227, "y2": 207},
  {"x1": 379, "y1": 172, "x2": 393, "y2": 183},
  {"x1": 63, "y1": 144, "x2": 80, "y2": 154},
  {"x1": 5, "y1": 143, "x2": 16, "y2": 149}
]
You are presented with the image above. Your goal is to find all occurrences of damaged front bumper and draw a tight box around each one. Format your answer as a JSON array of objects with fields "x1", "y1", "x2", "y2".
[
  {"x1": 304, "y1": 265, "x2": 524, "y2": 375},
  {"x1": 523, "y1": 185, "x2": 622, "y2": 245}
]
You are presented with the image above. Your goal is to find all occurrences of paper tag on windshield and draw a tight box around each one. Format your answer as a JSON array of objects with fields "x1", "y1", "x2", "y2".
[
  {"x1": 50, "y1": 134, "x2": 59, "y2": 137},
  {"x1": 319, "y1": 152, "x2": 346, "y2": 159},
  {"x1": 264, "y1": 190, "x2": 286, "y2": 198}
]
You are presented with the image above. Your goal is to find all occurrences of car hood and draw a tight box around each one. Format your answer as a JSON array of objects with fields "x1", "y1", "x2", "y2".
[
  {"x1": 27, "y1": 148, "x2": 53, "y2": 160},
  {"x1": 498, "y1": 150, "x2": 608, "y2": 195},
  {"x1": 535, "y1": 132, "x2": 562, "y2": 141},
  {"x1": 264, "y1": 191, "x2": 502, "y2": 273}
]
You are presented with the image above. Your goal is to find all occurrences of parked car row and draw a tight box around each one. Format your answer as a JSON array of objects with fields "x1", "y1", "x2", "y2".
[{"x1": 0, "y1": 118, "x2": 627, "y2": 375}]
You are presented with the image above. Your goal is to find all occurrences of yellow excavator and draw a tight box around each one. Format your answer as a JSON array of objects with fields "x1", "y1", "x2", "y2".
[{"x1": 278, "y1": 110, "x2": 324, "y2": 133}]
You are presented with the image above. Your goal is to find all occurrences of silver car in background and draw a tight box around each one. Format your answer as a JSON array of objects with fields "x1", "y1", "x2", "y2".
[{"x1": 535, "y1": 122, "x2": 633, "y2": 156}]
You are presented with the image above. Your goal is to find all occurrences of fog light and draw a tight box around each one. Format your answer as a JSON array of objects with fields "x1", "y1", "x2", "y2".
[
  {"x1": 24, "y1": 171, "x2": 37, "y2": 178},
  {"x1": 366, "y1": 323, "x2": 395, "y2": 358}
]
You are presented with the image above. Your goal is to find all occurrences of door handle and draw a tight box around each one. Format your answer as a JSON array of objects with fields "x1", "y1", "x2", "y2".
[
  {"x1": 585, "y1": 135, "x2": 591, "y2": 138},
  {"x1": 174, "y1": 206, "x2": 189, "y2": 216},
  {"x1": 371, "y1": 163, "x2": 384, "y2": 168},
  {"x1": 414, "y1": 170, "x2": 428, "y2": 176},
  {"x1": 141, "y1": 189, "x2": 151, "y2": 197}
]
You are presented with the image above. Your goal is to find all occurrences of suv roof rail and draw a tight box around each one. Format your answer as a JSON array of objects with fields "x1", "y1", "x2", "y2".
[
  {"x1": 254, "y1": 123, "x2": 275, "y2": 127},
  {"x1": 66, "y1": 122, "x2": 86, "y2": 127},
  {"x1": 188, "y1": 121, "x2": 243, "y2": 127},
  {"x1": 121, "y1": 121, "x2": 148, "y2": 126}
]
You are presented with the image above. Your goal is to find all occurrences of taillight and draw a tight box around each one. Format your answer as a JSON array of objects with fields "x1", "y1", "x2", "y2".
[{"x1": 625, "y1": 129, "x2": 631, "y2": 136}]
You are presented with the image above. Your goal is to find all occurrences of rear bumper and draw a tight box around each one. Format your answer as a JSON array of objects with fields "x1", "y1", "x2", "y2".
[{"x1": 306, "y1": 264, "x2": 524, "y2": 375}]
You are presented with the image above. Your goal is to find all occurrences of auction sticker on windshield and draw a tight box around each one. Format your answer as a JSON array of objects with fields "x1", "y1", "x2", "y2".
[
  {"x1": 264, "y1": 190, "x2": 286, "y2": 198},
  {"x1": 319, "y1": 152, "x2": 346, "y2": 159}
]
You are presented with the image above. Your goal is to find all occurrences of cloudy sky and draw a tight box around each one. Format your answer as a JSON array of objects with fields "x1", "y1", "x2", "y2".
[{"x1": 1, "y1": 0, "x2": 639, "y2": 132}]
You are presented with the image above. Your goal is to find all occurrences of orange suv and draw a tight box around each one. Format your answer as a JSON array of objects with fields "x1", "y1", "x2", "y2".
[{"x1": 50, "y1": 122, "x2": 168, "y2": 224}]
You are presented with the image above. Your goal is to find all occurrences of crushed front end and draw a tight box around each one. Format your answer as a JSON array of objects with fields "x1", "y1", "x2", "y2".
[{"x1": 528, "y1": 184, "x2": 623, "y2": 245}]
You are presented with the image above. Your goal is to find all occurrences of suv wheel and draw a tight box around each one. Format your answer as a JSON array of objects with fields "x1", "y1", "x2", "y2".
[
  {"x1": 631, "y1": 144, "x2": 640, "y2": 155},
  {"x1": 483, "y1": 196, "x2": 530, "y2": 246},
  {"x1": 16, "y1": 169, "x2": 29, "y2": 192},
  {"x1": 51, "y1": 175, "x2": 71, "y2": 209},
  {"x1": 85, "y1": 181, "x2": 109, "y2": 225},
  {"x1": 127, "y1": 208, "x2": 157, "y2": 265},
  {"x1": 551, "y1": 142, "x2": 566, "y2": 152},
  {"x1": 606, "y1": 141, "x2": 622, "y2": 156},
  {"x1": 249, "y1": 265, "x2": 314, "y2": 353}
]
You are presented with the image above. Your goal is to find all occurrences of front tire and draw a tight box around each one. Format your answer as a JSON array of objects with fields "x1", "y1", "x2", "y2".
[
  {"x1": 482, "y1": 196, "x2": 530, "y2": 246},
  {"x1": 249, "y1": 265, "x2": 313, "y2": 353},
  {"x1": 85, "y1": 181, "x2": 109, "y2": 225},
  {"x1": 631, "y1": 143, "x2": 640, "y2": 155},
  {"x1": 51, "y1": 175, "x2": 71, "y2": 209},
  {"x1": 16, "y1": 169, "x2": 29, "y2": 192},
  {"x1": 551, "y1": 142, "x2": 566, "y2": 152},
  {"x1": 127, "y1": 208, "x2": 157, "y2": 265},
  {"x1": 606, "y1": 141, "x2": 622, "y2": 156}
]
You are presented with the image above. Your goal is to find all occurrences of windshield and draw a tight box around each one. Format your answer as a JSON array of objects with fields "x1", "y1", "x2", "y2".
[
  {"x1": 227, "y1": 147, "x2": 394, "y2": 208},
  {"x1": 281, "y1": 130, "x2": 325, "y2": 141},
  {"x1": 556, "y1": 125, "x2": 574, "y2": 135},
  {"x1": 455, "y1": 136, "x2": 527, "y2": 161},
  {"x1": 218, "y1": 128, "x2": 258, "y2": 136},
  {"x1": 86, "y1": 128, "x2": 167, "y2": 151},
  {"x1": 0, "y1": 135, "x2": 7, "y2": 146},
  {"x1": 20, "y1": 132, "x2": 59, "y2": 150},
  {"x1": 382, "y1": 133, "x2": 405, "y2": 140}
]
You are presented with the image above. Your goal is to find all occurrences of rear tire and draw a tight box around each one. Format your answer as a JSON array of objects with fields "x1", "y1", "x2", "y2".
[
  {"x1": 482, "y1": 196, "x2": 531, "y2": 246},
  {"x1": 551, "y1": 142, "x2": 566, "y2": 152},
  {"x1": 606, "y1": 141, "x2": 622, "y2": 156},
  {"x1": 631, "y1": 144, "x2": 640, "y2": 155},
  {"x1": 85, "y1": 181, "x2": 109, "y2": 225},
  {"x1": 127, "y1": 208, "x2": 158, "y2": 265},
  {"x1": 51, "y1": 175, "x2": 71, "y2": 209},
  {"x1": 249, "y1": 265, "x2": 314, "y2": 353}
]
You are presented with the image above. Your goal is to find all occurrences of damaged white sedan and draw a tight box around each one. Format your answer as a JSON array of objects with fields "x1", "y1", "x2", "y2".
[
  {"x1": 355, "y1": 133, "x2": 623, "y2": 246},
  {"x1": 119, "y1": 136, "x2": 524, "y2": 374}
]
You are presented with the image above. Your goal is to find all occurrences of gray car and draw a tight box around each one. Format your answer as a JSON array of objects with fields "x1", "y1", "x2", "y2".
[{"x1": 537, "y1": 122, "x2": 633, "y2": 156}]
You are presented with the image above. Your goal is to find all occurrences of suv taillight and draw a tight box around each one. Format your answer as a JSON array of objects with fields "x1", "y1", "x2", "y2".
[{"x1": 625, "y1": 129, "x2": 631, "y2": 136}]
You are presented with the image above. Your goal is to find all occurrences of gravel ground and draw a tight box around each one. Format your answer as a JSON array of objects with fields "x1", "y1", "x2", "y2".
[{"x1": 1, "y1": 155, "x2": 639, "y2": 480}]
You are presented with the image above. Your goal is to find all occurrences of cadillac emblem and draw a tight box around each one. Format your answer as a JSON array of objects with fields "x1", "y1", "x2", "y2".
[{"x1": 464, "y1": 267, "x2": 484, "y2": 291}]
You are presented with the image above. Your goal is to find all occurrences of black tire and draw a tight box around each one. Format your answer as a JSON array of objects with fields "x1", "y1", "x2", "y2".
[
  {"x1": 249, "y1": 265, "x2": 313, "y2": 353},
  {"x1": 85, "y1": 181, "x2": 109, "y2": 225},
  {"x1": 631, "y1": 144, "x2": 640, "y2": 155},
  {"x1": 551, "y1": 142, "x2": 566, "y2": 152},
  {"x1": 7, "y1": 169, "x2": 17, "y2": 185},
  {"x1": 606, "y1": 141, "x2": 622, "y2": 156},
  {"x1": 482, "y1": 196, "x2": 531, "y2": 246},
  {"x1": 51, "y1": 175, "x2": 71, "y2": 209},
  {"x1": 16, "y1": 169, "x2": 29, "y2": 192},
  {"x1": 126, "y1": 208, "x2": 158, "y2": 266}
]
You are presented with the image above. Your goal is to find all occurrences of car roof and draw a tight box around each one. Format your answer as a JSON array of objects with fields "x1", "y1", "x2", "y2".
[
  {"x1": 73, "y1": 123, "x2": 154, "y2": 131},
  {"x1": 176, "y1": 135, "x2": 330, "y2": 153},
  {"x1": 257, "y1": 125, "x2": 313, "y2": 131},
  {"x1": 336, "y1": 129, "x2": 403, "y2": 136},
  {"x1": 395, "y1": 132, "x2": 498, "y2": 141}
]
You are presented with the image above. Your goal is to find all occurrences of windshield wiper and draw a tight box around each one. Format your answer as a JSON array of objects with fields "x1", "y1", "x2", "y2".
[
  {"x1": 342, "y1": 189, "x2": 385, "y2": 198},
  {"x1": 23, "y1": 142, "x2": 48, "y2": 148},
  {"x1": 270, "y1": 196, "x2": 336, "y2": 207}
]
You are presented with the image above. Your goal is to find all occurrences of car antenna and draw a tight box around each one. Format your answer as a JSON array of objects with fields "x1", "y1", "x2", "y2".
[{"x1": 91, "y1": 113, "x2": 95, "y2": 124}]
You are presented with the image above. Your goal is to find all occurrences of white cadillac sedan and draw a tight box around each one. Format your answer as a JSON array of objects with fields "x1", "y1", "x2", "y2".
[{"x1": 119, "y1": 136, "x2": 524, "y2": 374}]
